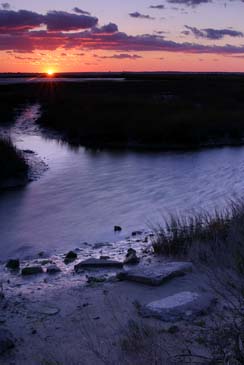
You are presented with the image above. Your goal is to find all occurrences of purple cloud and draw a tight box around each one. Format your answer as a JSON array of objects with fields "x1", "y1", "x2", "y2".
[
  {"x1": 167, "y1": 0, "x2": 211, "y2": 6},
  {"x1": 0, "y1": 9, "x2": 44, "y2": 31},
  {"x1": 149, "y1": 4, "x2": 165, "y2": 9},
  {"x1": 45, "y1": 11, "x2": 98, "y2": 31},
  {"x1": 1, "y1": 7, "x2": 244, "y2": 57},
  {"x1": 94, "y1": 53, "x2": 143, "y2": 59},
  {"x1": 183, "y1": 25, "x2": 244, "y2": 39},
  {"x1": 73, "y1": 7, "x2": 91, "y2": 16},
  {"x1": 1, "y1": 2, "x2": 10, "y2": 9},
  {"x1": 129, "y1": 12, "x2": 155, "y2": 20},
  {"x1": 0, "y1": 9, "x2": 98, "y2": 33},
  {"x1": 93, "y1": 23, "x2": 118, "y2": 34}
]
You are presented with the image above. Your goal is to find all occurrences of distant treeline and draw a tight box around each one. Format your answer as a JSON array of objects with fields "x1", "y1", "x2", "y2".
[{"x1": 1, "y1": 74, "x2": 244, "y2": 149}]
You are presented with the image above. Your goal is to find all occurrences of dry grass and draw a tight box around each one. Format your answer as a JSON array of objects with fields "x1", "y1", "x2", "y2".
[
  {"x1": 152, "y1": 200, "x2": 244, "y2": 364},
  {"x1": 152, "y1": 200, "x2": 244, "y2": 264}
]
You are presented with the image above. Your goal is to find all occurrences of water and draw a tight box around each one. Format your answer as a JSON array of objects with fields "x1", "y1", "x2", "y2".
[
  {"x1": 1, "y1": 104, "x2": 244, "y2": 260},
  {"x1": 0, "y1": 77, "x2": 125, "y2": 85}
]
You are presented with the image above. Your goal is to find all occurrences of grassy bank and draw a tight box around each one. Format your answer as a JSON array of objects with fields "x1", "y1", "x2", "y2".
[
  {"x1": 152, "y1": 201, "x2": 244, "y2": 364},
  {"x1": 1, "y1": 74, "x2": 244, "y2": 149},
  {"x1": 152, "y1": 200, "x2": 244, "y2": 266},
  {"x1": 0, "y1": 138, "x2": 28, "y2": 185}
]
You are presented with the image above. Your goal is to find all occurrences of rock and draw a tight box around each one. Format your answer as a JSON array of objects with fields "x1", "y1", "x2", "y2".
[
  {"x1": 141, "y1": 291, "x2": 214, "y2": 322},
  {"x1": 0, "y1": 329, "x2": 14, "y2": 355},
  {"x1": 64, "y1": 251, "x2": 77, "y2": 264},
  {"x1": 87, "y1": 276, "x2": 107, "y2": 284},
  {"x1": 65, "y1": 251, "x2": 77, "y2": 259},
  {"x1": 40, "y1": 259, "x2": 52, "y2": 266},
  {"x1": 132, "y1": 231, "x2": 142, "y2": 236},
  {"x1": 21, "y1": 266, "x2": 43, "y2": 276},
  {"x1": 23, "y1": 149, "x2": 34, "y2": 154},
  {"x1": 142, "y1": 246, "x2": 151, "y2": 254},
  {"x1": 6, "y1": 259, "x2": 20, "y2": 270},
  {"x1": 114, "y1": 226, "x2": 122, "y2": 232},
  {"x1": 124, "y1": 249, "x2": 140, "y2": 265},
  {"x1": 93, "y1": 242, "x2": 111, "y2": 249},
  {"x1": 167, "y1": 325, "x2": 179, "y2": 334},
  {"x1": 0, "y1": 290, "x2": 4, "y2": 301},
  {"x1": 100, "y1": 256, "x2": 110, "y2": 260},
  {"x1": 75, "y1": 258, "x2": 123, "y2": 272},
  {"x1": 46, "y1": 264, "x2": 61, "y2": 274},
  {"x1": 117, "y1": 262, "x2": 193, "y2": 286},
  {"x1": 83, "y1": 242, "x2": 89, "y2": 245},
  {"x1": 32, "y1": 305, "x2": 60, "y2": 316},
  {"x1": 40, "y1": 307, "x2": 60, "y2": 315}
]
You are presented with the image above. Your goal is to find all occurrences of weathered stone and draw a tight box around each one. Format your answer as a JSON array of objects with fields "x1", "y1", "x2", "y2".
[
  {"x1": 132, "y1": 231, "x2": 142, "y2": 236},
  {"x1": 65, "y1": 251, "x2": 77, "y2": 260},
  {"x1": 21, "y1": 266, "x2": 43, "y2": 276},
  {"x1": 117, "y1": 262, "x2": 193, "y2": 286},
  {"x1": 23, "y1": 149, "x2": 34, "y2": 154},
  {"x1": 94, "y1": 242, "x2": 112, "y2": 249},
  {"x1": 0, "y1": 329, "x2": 14, "y2": 355},
  {"x1": 87, "y1": 276, "x2": 107, "y2": 284},
  {"x1": 64, "y1": 251, "x2": 77, "y2": 264},
  {"x1": 141, "y1": 291, "x2": 214, "y2": 322},
  {"x1": 75, "y1": 258, "x2": 123, "y2": 272},
  {"x1": 6, "y1": 259, "x2": 20, "y2": 270},
  {"x1": 32, "y1": 305, "x2": 60, "y2": 316},
  {"x1": 114, "y1": 225, "x2": 122, "y2": 232},
  {"x1": 40, "y1": 259, "x2": 52, "y2": 266},
  {"x1": 46, "y1": 264, "x2": 61, "y2": 274},
  {"x1": 124, "y1": 248, "x2": 140, "y2": 265}
]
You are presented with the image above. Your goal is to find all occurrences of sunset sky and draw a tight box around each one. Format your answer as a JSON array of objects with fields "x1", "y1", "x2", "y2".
[{"x1": 1, "y1": 0, "x2": 244, "y2": 72}]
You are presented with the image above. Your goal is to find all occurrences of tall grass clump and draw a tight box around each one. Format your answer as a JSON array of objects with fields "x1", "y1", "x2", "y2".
[
  {"x1": 152, "y1": 201, "x2": 244, "y2": 262},
  {"x1": 0, "y1": 137, "x2": 28, "y2": 181}
]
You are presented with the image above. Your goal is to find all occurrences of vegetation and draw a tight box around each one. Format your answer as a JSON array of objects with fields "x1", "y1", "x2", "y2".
[
  {"x1": 152, "y1": 200, "x2": 244, "y2": 266},
  {"x1": 0, "y1": 137, "x2": 28, "y2": 183},
  {"x1": 1, "y1": 73, "x2": 244, "y2": 149},
  {"x1": 152, "y1": 200, "x2": 244, "y2": 364}
]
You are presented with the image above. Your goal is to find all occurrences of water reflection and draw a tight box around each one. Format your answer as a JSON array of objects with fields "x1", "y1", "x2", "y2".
[{"x1": 0, "y1": 105, "x2": 244, "y2": 259}]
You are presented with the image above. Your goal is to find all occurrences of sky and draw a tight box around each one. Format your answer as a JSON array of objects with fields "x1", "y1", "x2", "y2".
[{"x1": 1, "y1": 0, "x2": 244, "y2": 72}]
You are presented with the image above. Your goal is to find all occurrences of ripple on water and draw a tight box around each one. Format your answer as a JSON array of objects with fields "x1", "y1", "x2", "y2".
[{"x1": 1, "y1": 104, "x2": 244, "y2": 259}]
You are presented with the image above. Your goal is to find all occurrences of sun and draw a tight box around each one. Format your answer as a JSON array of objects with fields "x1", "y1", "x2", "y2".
[{"x1": 47, "y1": 69, "x2": 54, "y2": 76}]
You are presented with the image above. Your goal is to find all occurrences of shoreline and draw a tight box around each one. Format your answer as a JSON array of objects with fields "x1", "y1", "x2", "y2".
[
  {"x1": 0, "y1": 230, "x2": 208, "y2": 364},
  {"x1": 1, "y1": 98, "x2": 244, "y2": 362},
  {"x1": 0, "y1": 228, "x2": 233, "y2": 364},
  {"x1": 52, "y1": 132, "x2": 244, "y2": 152},
  {"x1": 0, "y1": 149, "x2": 48, "y2": 190},
  {"x1": 1, "y1": 203, "x2": 244, "y2": 363}
]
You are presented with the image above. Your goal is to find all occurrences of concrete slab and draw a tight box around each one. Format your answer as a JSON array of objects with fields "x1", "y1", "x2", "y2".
[
  {"x1": 74, "y1": 258, "x2": 123, "y2": 272},
  {"x1": 117, "y1": 262, "x2": 193, "y2": 286},
  {"x1": 141, "y1": 291, "x2": 214, "y2": 321}
]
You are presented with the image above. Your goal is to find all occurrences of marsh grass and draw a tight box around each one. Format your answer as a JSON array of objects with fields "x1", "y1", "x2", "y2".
[
  {"x1": 2, "y1": 74, "x2": 244, "y2": 149},
  {"x1": 152, "y1": 200, "x2": 244, "y2": 264},
  {"x1": 152, "y1": 200, "x2": 244, "y2": 363},
  {"x1": 0, "y1": 137, "x2": 28, "y2": 181}
]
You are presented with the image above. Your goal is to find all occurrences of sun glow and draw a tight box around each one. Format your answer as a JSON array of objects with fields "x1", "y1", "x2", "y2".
[{"x1": 47, "y1": 69, "x2": 54, "y2": 76}]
